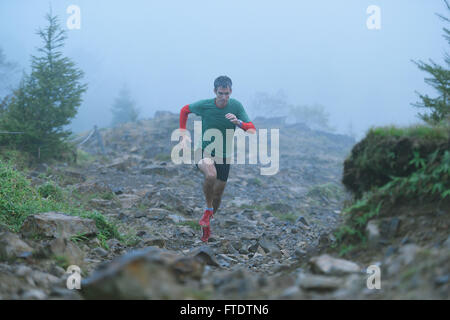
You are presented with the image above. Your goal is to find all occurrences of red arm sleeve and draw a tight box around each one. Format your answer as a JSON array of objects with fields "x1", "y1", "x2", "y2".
[
  {"x1": 240, "y1": 121, "x2": 256, "y2": 132},
  {"x1": 180, "y1": 105, "x2": 191, "y2": 130}
]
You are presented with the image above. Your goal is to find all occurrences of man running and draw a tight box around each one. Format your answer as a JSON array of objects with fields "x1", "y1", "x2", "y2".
[{"x1": 179, "y1": 76, "x2": 256, "y2": 242}]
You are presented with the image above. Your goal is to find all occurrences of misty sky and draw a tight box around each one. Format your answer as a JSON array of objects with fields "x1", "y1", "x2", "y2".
[{"x1": 0, "y1": 1, "x2": 448, "y2": 139}]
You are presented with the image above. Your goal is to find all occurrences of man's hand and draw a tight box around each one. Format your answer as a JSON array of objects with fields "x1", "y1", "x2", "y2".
[{"x1": 225, "y1": 113, "x2": 240, "y2": 126}]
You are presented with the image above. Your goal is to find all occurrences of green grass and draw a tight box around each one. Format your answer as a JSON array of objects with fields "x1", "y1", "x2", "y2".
[
  {"x1": 248, "y1": 177, "x2": 263, "y2": 186},
  {"x1": 273, "y1": 212, "x2": 297, "y2": 223},
  {"x1": 76, "y1": 149, "x2": 98, "y2": 165},
  {"x1": 369, "y1": 124, "x2": 449, "y2": 140},
  {"x1": 43, "y1": 166, "x2": 85, "y2": 187},
  {"x1": 0, "y1": 159, "x2": 122, "y2": 243},
  {"x1": 70, "y1": 232, "x2": 90, "y2": 244},
  {"x1": 38, "y1": 182, "x2": 63, "y2": 201},
  {"x1": 306, "y1": 182, "x2": 345, "y2": 200},
  {"x1": 154, "y1": 153, "x2": 172, "y2": 162},
  {"x1": 71, "y1": 189, "x2": 119, "y2": 205},
  {"x1": 343, "y1": 123, "x2": 449, "y2": 198},
  {"x1": 0, "y1": 148, "x2": 33, "y2": 171},
  {"x1": 177, "y1": 220, "x2": 202, "y2": 231}
]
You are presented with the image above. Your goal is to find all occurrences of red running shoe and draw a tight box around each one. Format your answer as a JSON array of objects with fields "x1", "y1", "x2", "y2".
[
  {"x1": 199, "y1": 209, "x2": 214, "y2": 227},
  {"x1": 201, "y1": 225, "x2": 211, "y2": 243}
]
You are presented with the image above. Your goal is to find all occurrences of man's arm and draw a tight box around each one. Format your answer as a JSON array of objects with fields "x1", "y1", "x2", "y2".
[
  {"x1": 180, "y1": 104, "x2": 191, "y2": 130},
  {"x1": 225, "y1": 113, "x2": 256, "y2": 134},
  {"x1": 236, "y1": 101, "x2": 256, "y2": 134},
  {"x1": 179, "y1": 104, "x2": 192, "y2": 146},
  {"x1": 237, "y1": 120, "x2": 256, "y2": 133}
]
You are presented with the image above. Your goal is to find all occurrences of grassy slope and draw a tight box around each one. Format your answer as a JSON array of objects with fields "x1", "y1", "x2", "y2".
[
  {"x1": 335, "y1": 124, "x2": 450, "y2": 255},
  {"x1": 0, "y1": 155, "x2": 121, "y2": 247}
]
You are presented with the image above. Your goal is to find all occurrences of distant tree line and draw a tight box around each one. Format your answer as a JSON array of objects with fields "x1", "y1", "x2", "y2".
[{"x1": 251, "y1": 90, "x2": 336, "y2": 132}]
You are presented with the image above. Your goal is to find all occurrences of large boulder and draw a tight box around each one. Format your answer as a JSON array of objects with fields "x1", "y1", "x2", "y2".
[
  {"x1": 81, "y1": 246, "x2": 205, "y2": 299},
  {"x1": 20, "y1": 212, "x2": 98, "y2": 240}
]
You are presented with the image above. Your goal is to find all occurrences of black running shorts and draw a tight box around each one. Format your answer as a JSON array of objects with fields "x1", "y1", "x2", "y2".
[{"x1": 195, "y1": 157, "x2": 231, "y2": 182}]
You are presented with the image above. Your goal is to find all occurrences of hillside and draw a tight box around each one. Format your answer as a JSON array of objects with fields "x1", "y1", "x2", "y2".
[{"x1": 0, "y1": 114, "x2": 448, "y2": 300}]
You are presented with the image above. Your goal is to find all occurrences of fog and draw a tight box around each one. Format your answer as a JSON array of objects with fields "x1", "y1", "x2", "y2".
[{"x1": 0, "y1": 0, "x2": 447, "y2": 139}]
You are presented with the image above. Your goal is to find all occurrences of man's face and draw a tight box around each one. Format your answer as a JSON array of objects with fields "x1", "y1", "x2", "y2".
[{"x1": 214, "y1": 86, "x2": 232, "y2": 104}]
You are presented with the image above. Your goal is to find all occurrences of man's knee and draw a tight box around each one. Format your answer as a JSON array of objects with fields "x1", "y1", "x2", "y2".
[
  {"x1": 199, "y1": 157, "x2": 214, "y2": 166},
  {"x1": 199, "y1": 158, "x2": 217, "y2": 179}
]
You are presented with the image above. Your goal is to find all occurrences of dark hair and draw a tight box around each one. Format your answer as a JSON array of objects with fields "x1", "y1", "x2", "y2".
[{"x1": 214, "y1": 76, "x2": 232, "y2": 90}]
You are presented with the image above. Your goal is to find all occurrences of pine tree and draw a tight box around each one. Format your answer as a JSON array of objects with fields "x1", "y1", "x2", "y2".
[
  {"x1": 412, "y1": 0, "x2": 450, "y2": 125},
  {"x1": 0, "y1": 11, "x2": 87, "y2": 160},
  {"x1": 110, "y1": 84, "x2": 140, "y2": 126}
]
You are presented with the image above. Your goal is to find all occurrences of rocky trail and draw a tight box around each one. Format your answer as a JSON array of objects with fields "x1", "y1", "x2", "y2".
[{"x1": 1, "y1": 113, "x2": 448, "y2": 300}]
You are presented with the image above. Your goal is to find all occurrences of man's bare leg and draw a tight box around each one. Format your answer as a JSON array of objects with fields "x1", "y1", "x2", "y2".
[
  {"x1": 196, "y1": 157, "x2": 218, "y2": 241},
  {"x1": 197, "y1": 158, "x2": 217, "y2": 209},
  {"x1": 212, "y1": 179, "x2": 227, "y2": 215}
]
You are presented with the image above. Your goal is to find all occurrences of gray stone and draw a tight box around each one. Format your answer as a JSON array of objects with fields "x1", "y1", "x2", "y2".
[
  {"x1": 117, "y1": 194, "x2": 140, "y2": 209},
  {"x1": 134, "y1": 211, "x2": 147, "y2": 219},
  {"x1": 49, "y1": 238, "x2": 85, "y2": 266},
  {"x1": 443, "y1": 236, "x2": 450, "y2": 248},
  {"x1": 107, "y1": 158, "x2": 131, "y2": 171},
  {"x1": 248, "y1": 241, "x2": 259, "y2": 253},
  {"x1": 386, "y1": 244, "x2": 420, "y2": 276},
  {"x1": 385, "y1": 246, "x2": 397, "y2": 258},
  {"x1": 366, "y1": 220, "x2": 380, "y2": 247},
  {"x1": 294, "y1": 248, "x2": 307, "y2": 259},
  {"x1": 31, "y1": 270, "x2": 60, "y2": 288},
  {"x1": 93, "y1": 247, "x2": 109, "y2": 258},
  {"x1": 20, "y1": 212, "x2": 97, "y2": 240},
  {"x1": 49, "y1": 287, "x2": 82, "y2": 300},
  {"x1": 22, "y1": 289, "x2": 47, "y2": 300},
  {"x1": 225, "y1": 243, "x2": 239, "y2": 255},
  {"x1": 140, "y1": 165, "x2": 178, "y2": 177},
  {"x1": 298, "y1": 274, "x2": 344, "y2": 291},
  {"x1": 295, "y1": 216, "x2": 309, "y2": 226},
  {"x1": 88, "y1": 198, "x2": 115, "y2": 210},
  {"x1": 279, "y1": 286, "x2": 303, "y2": 299},
  {"x1": 49, "y1": 265, "x2": 67, "y2": 277},
  {"x1": 15, "y1": 265, "x2": 33, "y2": 277},
  {"x1": 434, "y1": 275, "x2": 449, "y2": 286},
  {"x1": 310, "y1": 254, "x2": 360, "y2": 276},
  {"x1": 389, "y1": 217, "x2": 401, "y2": 237},
  {"x1": 265, "y1": 202, "x2": 293, "y2": 213},
  {"x1": 106, "y1": 239, "x2": 122, "y2": 252},
  {"x1": 167, "y1": 214, "x2": 187, "y2": 224},
  {"x1": 147, "y1": 208, "x2": 172, "y2": 220},
  {"x1": 398, "y1": 244, "x2": 420, "y2": 265},
  {"x1": 258, "y1": 238, "x2": 282, "y2": 258},
  {"x1": 0, "y1": 232, "x2": 33, "y2": 261},
  {"x1": 143, "y1": 238, "x2": 167, "y2": 248},
  {"x1": 81, "y1": 247, "x2": 204, "y2": 299},
  {"x1": 191, "y1": 246, "x2": 221, "y2": 267}
]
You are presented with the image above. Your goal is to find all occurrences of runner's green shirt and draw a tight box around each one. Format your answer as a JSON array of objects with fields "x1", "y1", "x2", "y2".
[{"x1": 189, "y1": 98, "x2": 251, "y2": 158}]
